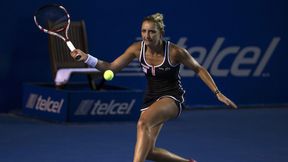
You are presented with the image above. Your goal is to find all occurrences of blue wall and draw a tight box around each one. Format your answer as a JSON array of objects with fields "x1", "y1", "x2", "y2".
[{"x1": 1, "y1": 0, "x2": 287, "y2": 112}]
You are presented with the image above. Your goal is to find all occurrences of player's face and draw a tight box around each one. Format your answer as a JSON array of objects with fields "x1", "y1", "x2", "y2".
[{"x1": 141, "y1": 21, "x2": 162, "y2": 46}]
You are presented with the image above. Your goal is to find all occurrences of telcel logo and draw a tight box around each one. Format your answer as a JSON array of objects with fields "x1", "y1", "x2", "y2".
[
  {"x1": 75, "y1": 99, "x2": 135, "y2": 116},
  {"x1": 178, "y1": 37, "x2": 280, "y2": 77},
  {"x1": 25, "y1": 94, "x2": 64, "y2": 114},
  {"x1": 121, "y1": 37, "x2": 280, "y2": 77}
]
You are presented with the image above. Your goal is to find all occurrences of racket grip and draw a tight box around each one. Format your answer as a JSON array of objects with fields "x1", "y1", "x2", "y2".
[
  {"x1": 67, "y1": 41, "x2": 81, "y2": 61},
  {"x1": 66, "y1": 41, "x2": 75, "y2": 51}
]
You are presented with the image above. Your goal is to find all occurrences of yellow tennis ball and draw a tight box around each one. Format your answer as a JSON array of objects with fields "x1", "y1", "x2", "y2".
[{"x1": 103, "y1": 70, "x2": 114, "y2": 81}]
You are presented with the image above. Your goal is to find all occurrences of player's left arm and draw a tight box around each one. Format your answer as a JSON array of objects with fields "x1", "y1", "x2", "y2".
[{"x1": 175, "y1": 46, "x2": 237, "y2": 109}]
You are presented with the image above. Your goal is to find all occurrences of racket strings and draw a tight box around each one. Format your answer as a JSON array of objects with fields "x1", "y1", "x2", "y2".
[
  {"x1": 35, "y1": 5, "x2": 69, "y2": 32},
  {"x1": 48, "y1": 20, "x2": 68, "y2": 32}
]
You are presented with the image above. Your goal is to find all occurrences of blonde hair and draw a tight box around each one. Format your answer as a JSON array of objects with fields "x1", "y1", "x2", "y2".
[{"x1": 143, "y1": 13, "x2": 165, "y2": 34}]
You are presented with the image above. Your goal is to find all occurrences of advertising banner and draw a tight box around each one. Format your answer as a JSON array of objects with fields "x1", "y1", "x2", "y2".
[
  {"x1": 22, "y1": 83, "x2": 143, "y2": 122},
  {"x1": 68, "y1": 90, "x2": 143, "y2": 121},
  {"x1": 22, "y1": 84, "x2": 68, "y2": 121},
  {"x1": 1, "y1": 0, "x2": 288, "y2": 111}
]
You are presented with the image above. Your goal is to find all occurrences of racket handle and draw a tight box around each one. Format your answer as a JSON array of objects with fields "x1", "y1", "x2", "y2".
[
  {"x1": 66, "y1": 41, "x2": 75, "y2": 51},
  {"x1": 66, "y1": 41, "x2": 81, "y2": 61}
]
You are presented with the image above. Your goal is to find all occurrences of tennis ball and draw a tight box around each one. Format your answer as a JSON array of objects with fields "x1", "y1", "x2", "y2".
[{"x1": 103, "y1": 70, "x2": 114, "y2": 81}]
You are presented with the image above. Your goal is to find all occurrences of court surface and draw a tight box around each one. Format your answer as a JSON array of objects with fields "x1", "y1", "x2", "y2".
[{"x1": 0, "y1": 107, "x2": 288, "y2": 162}]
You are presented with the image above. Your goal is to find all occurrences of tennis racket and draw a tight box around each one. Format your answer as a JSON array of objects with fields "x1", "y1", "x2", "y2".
[{"x1": 34, "y1": 4, "x2": 81, "y2": 61}]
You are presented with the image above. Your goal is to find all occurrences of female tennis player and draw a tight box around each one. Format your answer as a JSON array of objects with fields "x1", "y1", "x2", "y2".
[{"x1": 71, "y1": 13, "x2": 237, "y2": 162}]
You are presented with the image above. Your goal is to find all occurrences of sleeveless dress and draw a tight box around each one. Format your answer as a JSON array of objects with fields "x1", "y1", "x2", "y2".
[{"x1": 139, "y1": 40, "x2": 185, "y2": 116}]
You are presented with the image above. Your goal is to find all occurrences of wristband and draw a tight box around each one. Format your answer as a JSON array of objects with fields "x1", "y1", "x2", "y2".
[
  {"x1": 214, "y1": 89, "x2": 220, "y2": 95},
  {"x1": 84, "y1": 54, "x2": 98, "y2": 68}
]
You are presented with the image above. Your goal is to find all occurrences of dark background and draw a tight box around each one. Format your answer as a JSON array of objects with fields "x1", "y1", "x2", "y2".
[{"x1": 0, "y1": 0, "x2": 287, "y2": 112}]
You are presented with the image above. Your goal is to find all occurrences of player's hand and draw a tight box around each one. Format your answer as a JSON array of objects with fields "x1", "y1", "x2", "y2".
[
  {"x1": 216, "y1": 93, "x2": 238, "y2": 109},
  {"x1": 70, "y1": 49, "x2": 88, "y2": 62}
]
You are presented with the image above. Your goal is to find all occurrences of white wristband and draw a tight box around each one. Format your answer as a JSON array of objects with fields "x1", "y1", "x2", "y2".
[{"x1": 84, "y1": 54, "x2": 98, "y2": 68}]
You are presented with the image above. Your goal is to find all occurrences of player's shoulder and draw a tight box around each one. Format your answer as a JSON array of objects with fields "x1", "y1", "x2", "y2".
[
  {"x1": 124, "y1": 41, "x2": 142, "y2": 57},
  {"x1": 129, "y1": 41, "x2": 142, "y2": 49},
  {"x1": 168, "y1": 41, "x2": 187, "y2": 55},
  {"x1": 168, "y1": 41, "x2": 191, "y2": 64}
]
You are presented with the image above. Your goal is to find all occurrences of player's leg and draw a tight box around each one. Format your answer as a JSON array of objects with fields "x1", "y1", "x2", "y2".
[
  {"x1": 133, "y1": 97, "x2": 195, "y2": 162},
  {"x1": 146, "y1": 113, "x2": 191, "y2": 162},
  {"x1": 133, "y1": 97, "x2": 179, "y2": 162},
  {"x1": 147, "y1": 147, "x2": 192, "y2": 162}
]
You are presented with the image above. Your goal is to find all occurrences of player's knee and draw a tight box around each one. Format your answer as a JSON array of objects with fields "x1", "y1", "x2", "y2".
[{"x1": 137, "y1": 118, "x2": 151, "y2": 132}]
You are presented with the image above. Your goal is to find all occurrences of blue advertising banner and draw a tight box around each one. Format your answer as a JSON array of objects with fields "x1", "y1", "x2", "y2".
[
  {"x1": 1, "y1": 0, "x2": 288, "y2": 112},
  {"x1": 22, "y1": 83, "x2": 68, "y2": 121},
  {"x1": 68, "y1": 90, "x2": 143, "y2": 121},
  {"x1": 22, "y1": 83, "x2": 143, "y2": 122},
  {"x1": 116, "y1": 36, "x2": 285, "y2": 107}
]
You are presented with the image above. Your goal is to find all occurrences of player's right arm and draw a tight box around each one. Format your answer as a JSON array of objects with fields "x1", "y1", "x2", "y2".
[{"x1": 71, "y1": 42, "x2": 140, "y2": 73}]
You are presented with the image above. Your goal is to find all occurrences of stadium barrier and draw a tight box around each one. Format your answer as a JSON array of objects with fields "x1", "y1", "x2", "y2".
[{"x1": 22, "y1": 83, "x2": 143, "y2": 122}]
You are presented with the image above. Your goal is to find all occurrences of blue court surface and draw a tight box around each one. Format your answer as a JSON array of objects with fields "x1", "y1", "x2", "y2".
[{"x1": 1, "y1": 107, "x2": 288, "y2": 162}]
